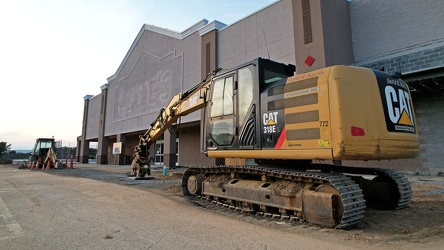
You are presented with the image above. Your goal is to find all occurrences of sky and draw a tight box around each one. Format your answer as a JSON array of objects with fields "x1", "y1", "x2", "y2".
[{"x1": 0, "y1": 0, "x2": 277, "y2": 150}]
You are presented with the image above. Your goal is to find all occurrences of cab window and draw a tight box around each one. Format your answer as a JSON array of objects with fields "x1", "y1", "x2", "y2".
[{"x1": 210, "y1": 76, "x2": 233, "y2": 117}]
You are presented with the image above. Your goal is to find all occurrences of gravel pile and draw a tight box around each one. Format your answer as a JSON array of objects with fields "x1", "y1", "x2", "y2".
[
  {"x1": 421, "y1": 189, "x2": 444, "y2": 195},
  {"x1": 43, "y1": 166, "x2": 183, "y2": 191},
  {"x1": 410, "y1": 178, "x2": 444, "y2": 195}
]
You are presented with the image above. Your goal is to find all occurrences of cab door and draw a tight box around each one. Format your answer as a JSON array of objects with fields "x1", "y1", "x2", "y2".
[
  {"x1": 207, "y1": 74, "x2": 236, "y2": 149},
  {"x1": 236, "y1": 65, "x2": 256, "y2": 148},
  {"x1": 206, "y1": 64, "x2": 258, "y2": 151}
]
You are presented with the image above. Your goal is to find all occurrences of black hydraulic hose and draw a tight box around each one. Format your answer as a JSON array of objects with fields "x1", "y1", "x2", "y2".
[{"x1": 181, "y1": 68, "x2": 224, "y2": 100}]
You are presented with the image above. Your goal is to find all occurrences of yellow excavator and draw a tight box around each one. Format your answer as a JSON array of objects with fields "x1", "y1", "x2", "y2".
[{"x1": 130, "y1": 58, "x2": 418, "y2": 228}]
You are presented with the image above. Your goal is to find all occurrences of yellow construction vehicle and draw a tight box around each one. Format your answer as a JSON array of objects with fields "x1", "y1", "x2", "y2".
[
  {"x1": 29, "y1": 138, "x2": 58, "y2": 169},
  {"x1": 130, "y1": 58, "x2": 418, "y2": 228}
]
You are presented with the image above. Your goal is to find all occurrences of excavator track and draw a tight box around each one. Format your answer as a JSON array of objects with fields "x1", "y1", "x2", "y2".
[
  {"x1": 384, "y1": 169, "x2": 412, "y2": 208},
  {"x1": 310, "y1": 164, "x2": 412, "y2": 210},
  {"x1": 182, "y1": 165, "x2": 366, "y2": 229}
]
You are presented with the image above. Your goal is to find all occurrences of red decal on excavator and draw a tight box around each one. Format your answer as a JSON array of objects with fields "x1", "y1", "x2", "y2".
[{"x1": 274, "y1": 126, "x2": 286, "y2": 149}]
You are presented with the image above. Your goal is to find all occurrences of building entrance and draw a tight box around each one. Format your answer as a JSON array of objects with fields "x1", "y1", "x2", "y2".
[{"x1": 154, "y1": 140, "x2": 163, "y2": 165}]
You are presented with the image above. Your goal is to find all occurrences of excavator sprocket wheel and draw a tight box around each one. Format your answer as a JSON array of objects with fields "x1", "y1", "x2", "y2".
[{"x1": 187, "y1": 174, "x2": 205, "y2": 195}]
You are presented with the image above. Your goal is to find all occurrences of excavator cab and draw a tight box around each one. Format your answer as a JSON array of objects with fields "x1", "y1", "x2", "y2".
[{"x1": 205, "y1": 58, "x2": 296, "y2": 152}]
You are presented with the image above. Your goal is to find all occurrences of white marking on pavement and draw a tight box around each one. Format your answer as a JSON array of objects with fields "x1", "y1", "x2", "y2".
[{"x1": 0, "y1": 197, "x2": 24, "y2": 241}]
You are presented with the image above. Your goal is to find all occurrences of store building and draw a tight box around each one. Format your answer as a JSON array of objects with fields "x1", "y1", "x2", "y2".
[{"x1": 77, "y1": 0, "x2": 444, "y2": 175}]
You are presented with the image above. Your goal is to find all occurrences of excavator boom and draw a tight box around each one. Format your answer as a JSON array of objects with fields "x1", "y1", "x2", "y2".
[{"x1": 130, "y1": 69, "x2": 222, "y2": 177}]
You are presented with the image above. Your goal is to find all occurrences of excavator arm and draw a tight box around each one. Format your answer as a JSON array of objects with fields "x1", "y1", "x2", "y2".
[
  {"x1": 130, "y1": 69, "x2": 223, "y2": 177},
  {"x1": 44, "y1": 147, "x2": 57, "y2": 165}
]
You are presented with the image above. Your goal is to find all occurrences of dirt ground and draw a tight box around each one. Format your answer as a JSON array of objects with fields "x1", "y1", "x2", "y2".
[
  {"x1": 333, "y1": 178, "x2": 444, "y2": 246},
  {"x1": 159, "y1": 173, "x2": 444, "y2": 248},
  {"x1": 11, "y1": 163, "x2": 444, "y2": 248}
]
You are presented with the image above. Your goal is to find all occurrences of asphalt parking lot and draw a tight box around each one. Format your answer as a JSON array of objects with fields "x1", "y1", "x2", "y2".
[
  {"x1": 1, "y1": 163, "x2": 443, "y2": 250},
  {"x1": 0, "y1": 164, "x2": 362, "y2": 250}
]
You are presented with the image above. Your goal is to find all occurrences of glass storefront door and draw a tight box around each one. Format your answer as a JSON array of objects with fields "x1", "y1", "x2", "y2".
[{"x1": 154, "y1": 140, "x2": 164, "y2": 165}]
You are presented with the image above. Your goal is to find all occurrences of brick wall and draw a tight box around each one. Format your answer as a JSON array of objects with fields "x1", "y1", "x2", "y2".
[
  {"x1": 349, "y1": 0, "x2": 444, "y2": 62},
  {"x1": 414, "y1": 96, "x2": 444, "y2": 175},
  {"x1": 357, "y1": 45, "x2": 444, "y2": 75},
  {"x1": 178, "y1": 126, "x2": 216, "y2": 166}
]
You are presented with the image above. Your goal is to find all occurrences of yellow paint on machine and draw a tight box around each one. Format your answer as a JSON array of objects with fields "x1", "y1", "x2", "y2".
[
  {"x1": 208, "y1": 149, "x2": 333, "y2": 160},
  {"x1": 326, "y1": 66, "x2": 418, "y2": 160},
  {"x1": 278, "y1": 68, "x2": 332, "y2": 152},
  {"x1": 280, "y1": 66, "x2": 418, "y2": 160},
  {"x1": 209, "y1": 65, "x2": 419, "y2": 161}
]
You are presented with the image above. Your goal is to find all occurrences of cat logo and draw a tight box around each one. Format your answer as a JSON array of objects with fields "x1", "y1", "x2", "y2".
[
  {"x1": 263, "y1": 112, "x2": 278, "y2": 125},
  {"x1": 385, "y1": 86, "x2": 414, "y2": 126},
  {"x1": 377, "y1": 72, "x2": 416, "y2": 134},
  {"x1": 263, "y1": 112, "x2": 278, "y2": 134}
]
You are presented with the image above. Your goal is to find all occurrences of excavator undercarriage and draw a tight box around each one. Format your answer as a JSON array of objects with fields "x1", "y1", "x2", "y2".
[{"x1": 182, "y1": 164, "x2": 411, "y2": 228}]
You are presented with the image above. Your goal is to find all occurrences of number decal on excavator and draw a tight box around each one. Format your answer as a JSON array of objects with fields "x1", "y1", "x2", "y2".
[
  {"x1": 319, "y1": 121, "x2": 329, "y2": 127},
  {"x1": 264, "y1": 126, "x2": 276, "y2": 134}
]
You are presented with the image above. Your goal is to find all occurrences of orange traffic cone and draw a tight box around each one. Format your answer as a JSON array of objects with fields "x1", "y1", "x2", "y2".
[
  {"x1": 28, "y1": 162, "x2": 32, "y2": 169},
  {"x1": 45, "y1": 160, "x2": 51, "y2": 170},
  {"x1": 30, "y1": 162, "x2": 35, "y2": 170},
  {"x1": 34, "y1": 162, "x2": 40, "y2": 170}
]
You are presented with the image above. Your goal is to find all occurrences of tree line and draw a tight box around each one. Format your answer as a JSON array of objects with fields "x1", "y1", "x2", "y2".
[{"x1": 0, "y1": 141, "x2": 21, "y2": 163}]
